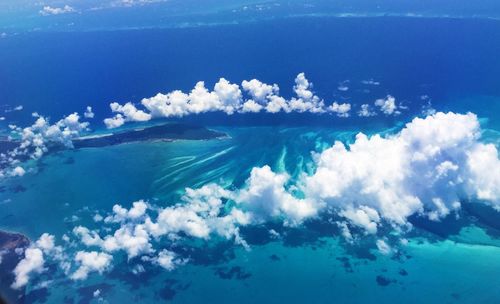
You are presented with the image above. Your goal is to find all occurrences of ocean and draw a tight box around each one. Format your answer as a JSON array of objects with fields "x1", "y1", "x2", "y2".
[{"x1": 0, "y1": 16, "x2": 499, "y2": 303}]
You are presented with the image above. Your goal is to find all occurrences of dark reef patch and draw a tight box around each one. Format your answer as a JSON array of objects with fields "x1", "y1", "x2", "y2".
[
  {"x1": 269, "y1": 254, "x2": 281, "y2": 262},
  {"x1": 376, "y1": 275, "x2": 396, "y2": 286},
  {"x1": 174, "y1": 241, "x2": 236, "y2": 266},
  {"x1": 155, "y1": 279, "x2": 190, "y2": 301},
  {"x1": 336, "y1": 257, "x2": 354, "y2": 273},
  {"x1": 63, "y1": 157, "x2": 75, "y2": 165},
  {"x1": 10, "y1": 185, "x2": 26, "y2": 193},
  {"x1": 108, "y1": 260, "x2": 160, "y2": 290},
  {"x1": 23, "y1": 288, "x2": 49, "y2": 304},
  {"x1": 214, "y1": 266, "x2": 252, "y2": 280},
  {"x1": 76, "y1": 283, "x2": 114, "y2": 304}
]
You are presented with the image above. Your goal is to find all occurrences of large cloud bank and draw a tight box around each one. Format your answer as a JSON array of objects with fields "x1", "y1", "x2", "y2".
[
  {"x1": 12, "y1": 111, "x2": 500, "y2": 289},
  {"x1": 103, "y1": 73, "x2": 396, "y2": 128}
]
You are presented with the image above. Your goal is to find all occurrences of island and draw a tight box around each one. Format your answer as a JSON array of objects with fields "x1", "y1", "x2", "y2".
[
  {"x1": 73, "y1": 123, "x2": 226, "y2": 148},
  {"x1": 0, "y1": 231, "x2": 30, "y2": 303}
]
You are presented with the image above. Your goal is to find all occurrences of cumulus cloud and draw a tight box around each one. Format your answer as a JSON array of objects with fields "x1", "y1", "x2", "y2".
[
  {"x1": 84, "y1": 106, "x2": 95, "y2": 119},
  {"x1": 361, "y1": 79, "x2": 380, "y2": 86},
  {"x1": 235, "y1": 166, "x2": 318, "y2": 226},
  {"x1": 1, "y1": 111, "x2": 91, "y2": 180},
  {"x1": 241, "y1": 79, "x2": 279, "y2": 103},
  {"x1": 103, "y1": 114, "x2": 125, "y2": 129},
  {"x1": 104, "y1": 73, "x2": 330, "y2": 128},
  {"x1": 328, "y1": 102, "x2": 351, "y2": 117},
  {"x1": 375, "y1": 95, "x2": 400, "y2": 115},
  {"x1": 103, "y1": 73, "x2": 428, "y2": 128},
  {"x1": 39, "y1": 5, "x2": 75, "y2": 16},
  {"x1": 104, "y1": 102, "x2": 151, "y2": 128},
  {"x1": 112, "y1": 0, "x2": 167, "y2": 7},
  {"x1": 11, "y1": 233, "x2": 68, "y2": 289},
  {"x1": 305, "y1": 112, "x2": 500, "y2": 229},
  {"x1": 376, "y1": 239, "x2": 392, "y2": 255},
  {"x1": 12, "y1": 248, "x2": 45, "y2": 289},
  {"x1": 337, "y1": 80, "x2": 350, "y2": 92},
  {"x1": 71, "y1": 251, "x2": 113, "y2": 280},
  {"x1": 155, "y1": 249, "x2": 177, "y2": 270},
  {"x1": 358, "y1": 104, "x2": 377, "y2": 117},
  {"x1": 10, "y1": 166, "x2": 26, "y2": 177}
]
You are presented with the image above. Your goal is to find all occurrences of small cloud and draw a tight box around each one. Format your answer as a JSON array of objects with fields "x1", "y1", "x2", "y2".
[
  {"x1": 375, "y1": 95, "x2": 400, "y2": 115},
  {"x1": 39, "y1": 5, "x2": 75, "y2": 16},
  {"x1": 84, "y1": 106, "x2": 95, "y2": 119},
  {"x1": 5, "y1": 105, "x2": 23, "y2": 113},
  {"x1": 376, "y1": 239, "x2": 392, "y2": 255},
  {"x1": 11, "y1": 166, "x2": 26, "y2": 177},
  {"x1": 357, "y1": 104, "x2": 377, "y2": 117},
  {"x1": 337, "y1": 80, "x2": 350, "y2": 92},
  {"x1": 328, "y1": 102, "x2": 351, "y2": 117},
  {"x1": 361, "y1": 79, "x2": 380, "y2": 86}
]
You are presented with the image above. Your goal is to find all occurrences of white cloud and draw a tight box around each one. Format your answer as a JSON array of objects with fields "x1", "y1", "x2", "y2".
[
  {"x1": 102, "y1": 224, "x2": 152, "y2": 258},
  {"x1": 340, "y1": 206, "x2": 380, "y2": 234},
  {"x1": 358, "y1": 104, "x2": 377, "y2": 117},
  {"x1": 71, "y1": 251, "x2": 112, "y2": 280},
  {"x1": 236, "y1": 166, "x2": 318, "y2": 226},
  {"x1": 375, "y1": 95, "x2": 400, "y2": 115},
  {"x1": 376, "y1": 239, "x2": 392, "y2": 255},
  {"x1": 12, "y1": 248, "x2": 45, "y2": 289},
  {"x1": 337, "y1": 80, "x2": 349, "y2": 92},
  {"x1": 36, "y1": 233, "x2": 55, "y2": 252},
  {"x1": 466, "y1": 143, "x2": 500, "y2": 204},
  {"x1": 104, "y1": 102, "x2": 151, "y2": 128},
  {"x1": 241, "y1": 79, "x2": 279, "y2": 102},
  {"x1": 10, "y1": 166, "x2": 25, "y2": 177},
  {"x1": 241, "y1": 100, "x2": 263, "y2": 113},
  {"x1": 361, "y1": 79, "x2": 380, "y2": 86},
  {"x1": 155, "y1": 249, "x2": 177, "y2": 271},
  {"x1": 84, "y1": 106, "x2": 95, "y2": 119},
  {"x1": 305, "y1": 112, "x2": 500, "y2": 230},
  {"x1": 104, "y1": 73, "x2": 337, "y2": 128},
  {"x1": 1, "y1": 112, "x2": 91, "y2": 176},
  {"x1": 328, "y1": 102, "x2": 351, "y2": 117},
  {"x1": 112, "y1": 0, "x2": 166, "y2": 8},
  {"x1": 40, "y1": 5, "x2": 75, "y2": 16},
  {"x1": 289, "y1": 73, "x2": 325, "y2": 113},
  {"x1": 103, "y1": 114, "x2": 125, "y2": 129},
  {"x1": 105, "y1": 200, "x2": 148, "y2": 223}
]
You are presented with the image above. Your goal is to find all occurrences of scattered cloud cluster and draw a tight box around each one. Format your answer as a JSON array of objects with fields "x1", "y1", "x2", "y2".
[
  {"x1": 105, "y1": 73, "x2": 396, "y2": 128},
  {"x1": 13, "y1": 111, "x2": 500, "y2": 289},
  {"x1": 374, "y1": 95, "x2": 400, "y2": 115},
  {"x1": 12, "y1": 233, "x2": 68, "y2": 289},
  {"x1": 0, "y1": 110, "x2": 91, "y2": 179}
]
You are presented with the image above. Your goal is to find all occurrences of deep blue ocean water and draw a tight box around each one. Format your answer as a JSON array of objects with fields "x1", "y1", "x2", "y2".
[
  {"x1": 0, "y1": 16, "x2": 499, "y2": 304},
  {"x1": 1, "y1": 17, "x2": 500, "y2": 127}
]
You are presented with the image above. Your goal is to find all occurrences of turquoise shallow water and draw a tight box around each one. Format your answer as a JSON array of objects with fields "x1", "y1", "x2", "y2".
[{"x1": 1, "y1": 125, "x2": 499, "y2": 303}]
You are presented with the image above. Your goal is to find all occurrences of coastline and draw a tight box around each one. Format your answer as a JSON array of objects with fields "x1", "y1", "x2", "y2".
[{"x1": 0, "y1": 230, "x2": 29, "y2": 303}]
